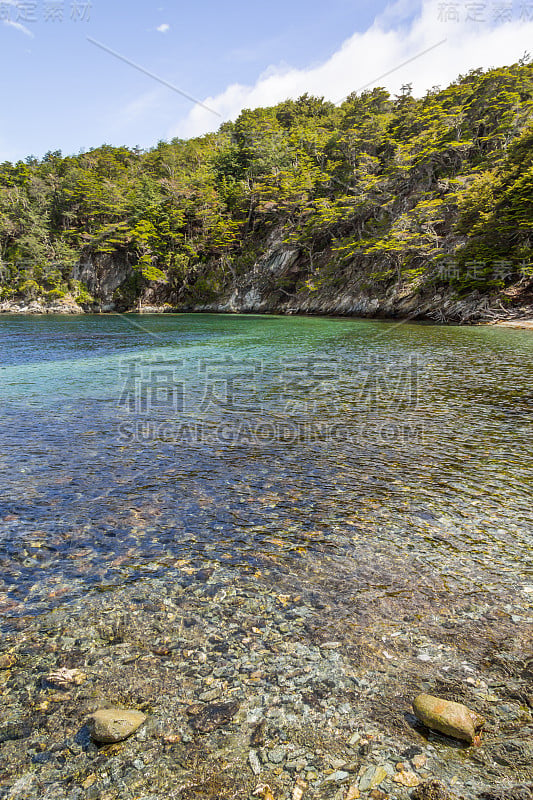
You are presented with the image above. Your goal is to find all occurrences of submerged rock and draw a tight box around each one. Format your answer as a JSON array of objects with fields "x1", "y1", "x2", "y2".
[
  {"x1": 87, "y1": 708, "x2": 147, "y2": 743},
  {"x1": 413, "y1": 693, "x2": 485, "y2": 744},
  {"x1": 0, "y1": 654, "x2": 15, "y2": 670},
  {"x1": 188, "y1": 700, "x2": 240, "y2": 733},
  {"x1": 249, "y1": 749, "x2": 262, "y2": 776},
  {"x1": 46, "y1": 667, "x2": 86, "y2": 687},
  {"x1": 479, "y1": 787, "x2": 533, "y2": 800},
  {"x1": 412, "y1": 780, "x2": 459, "y2": 800}
]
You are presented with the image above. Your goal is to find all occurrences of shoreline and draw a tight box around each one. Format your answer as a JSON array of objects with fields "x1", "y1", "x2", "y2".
[{"x1": 1, "y1": 301, "x2": 533, "y2": 331}]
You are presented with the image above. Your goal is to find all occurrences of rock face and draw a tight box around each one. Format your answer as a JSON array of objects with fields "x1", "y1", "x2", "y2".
[
  {"x1": 71, "y1": 253, "x2": 133, "y2": 306},
  {"x1": 0, "y1": 297, "x2": 83, "y2": 314},
  {"x1": 87, "y1": 708, "x2": 147, "y2": 743},
  {"x1": 413, "y1": 693, "x2": 485, "y2": 744}
]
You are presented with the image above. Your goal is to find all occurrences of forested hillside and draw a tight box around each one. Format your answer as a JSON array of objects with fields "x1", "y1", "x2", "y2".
[{"x1": 1, "y1": 59, "x2": 532, "y2": 316}]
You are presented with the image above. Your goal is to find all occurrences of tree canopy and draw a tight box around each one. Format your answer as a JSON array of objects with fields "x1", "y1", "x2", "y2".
[{"x1": 0, "y1": 60, "x2": 531, "y2": 306}]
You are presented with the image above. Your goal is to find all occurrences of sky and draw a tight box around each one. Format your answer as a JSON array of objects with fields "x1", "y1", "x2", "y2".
[{"x1": 1, "y1": 0, "x2": 532, "y2": 162}]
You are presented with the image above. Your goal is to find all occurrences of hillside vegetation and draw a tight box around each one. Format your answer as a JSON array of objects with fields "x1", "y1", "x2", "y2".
[{"x1": 0, "y1": 59, "x2": 532, "y2": 311}]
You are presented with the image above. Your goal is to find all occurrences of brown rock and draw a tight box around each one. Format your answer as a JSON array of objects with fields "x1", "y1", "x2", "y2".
[
  {"x1": 0, "y1": 654, "x2": 15, "y2": 670},
  {"x1": 253, "y1": 785, "x2": 275, "y2": 800},
  {"x1": 188, "y1": 700, "x2": 240, "y2": 733},
  {"x1": 345, "y1": 788, "x2": 360, "y2": 800},
  {"x1": 292, "y1": 778, "x2": 308, "y2": 800},
  {"x1": 47, "y1": 668, "x2": 86, "y2": 687},
  {"x1": 87, "y1": 708, "x2": 147, "y2": 743},
  {"x1": 412, "y1": 754, "x2": 427, "y2": 769},
  {"x1": 412, "y1": 780, "x2": 459, "y2": 800},
  {"x1": 412, "y1": 694, "x2": 485, "y2": 744},
  {"x1": 393, "y1": 771, "x2": 421, "y2": 787},
  {"x1": 479, "y1": 787, "x2": 533, "y2": 800}
]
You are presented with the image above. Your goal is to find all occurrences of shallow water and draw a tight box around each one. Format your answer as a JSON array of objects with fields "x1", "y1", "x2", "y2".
[{"x1": 1, "y1": 313, "x2": 532, "y2": 627}]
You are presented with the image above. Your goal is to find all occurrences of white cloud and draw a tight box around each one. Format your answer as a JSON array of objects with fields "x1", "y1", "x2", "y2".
[
  {"x1": 156, "y1": 23, "x2": 170, "y2": 33},
  {"x1": 170, "y1": 0, "x2": 533, "y2": 139},
  {"x1": 3, "y1": 19, "x2": 34, "y2": 38}
]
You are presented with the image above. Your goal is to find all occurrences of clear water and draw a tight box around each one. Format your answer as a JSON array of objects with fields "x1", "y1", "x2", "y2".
[{"x1": 1, "y1": 313, "x2": 532, "y2": 625}]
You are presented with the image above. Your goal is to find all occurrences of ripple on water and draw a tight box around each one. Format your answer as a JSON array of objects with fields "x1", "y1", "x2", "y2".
[{"x1": 0, "y1": 314, "x2": 532, "y2": 625}]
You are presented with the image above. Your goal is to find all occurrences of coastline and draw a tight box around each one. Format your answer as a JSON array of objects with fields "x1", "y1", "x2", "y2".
[{"x1": 1, "y1": 298, "x2": 533, "y2": 330}]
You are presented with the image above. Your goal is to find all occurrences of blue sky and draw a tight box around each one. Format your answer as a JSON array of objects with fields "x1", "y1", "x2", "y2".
[{"x1": 1, "y1": 0, "x2": 532, "y2": 162}]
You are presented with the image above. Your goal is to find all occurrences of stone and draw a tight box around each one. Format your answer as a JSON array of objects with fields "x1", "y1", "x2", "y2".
[
  {"x1": 0, "y1": 654, "x2": 15, "y2": 670},
  {"x1": 292, "y1": 778, "x2": 308, "y2": 800},
  {"x1": 268, "y1": 745, "x2": 287, "y2": 764},
  {"x1": 47, "y1": 667, "x2": 86, "y2": 687},
  {"x1": 323, "y1": 771, "x2": 350, "y2": 784},
  {"x1": 249, "y1": 749, "x2": 262, "y2": 776},
  {"x1": 412, "y1": 754, "x2": 427, "y2": 769},
  {"x1": 253, "y1": 784, "x2": 275, "y2": 800},
  {"x1": 393, "y1": 770, "x2": 420, "y2": 787},
  {"x1": 412, "y1": 780, "x2": 458, "y2": 800},
  {"x1": 87, "y1": 708, "x2": 147, "y2": 743},
  {"x1": 359, "y1": 766, "x2": 389, "y2": 791},
  {"x1": 188, "y1": 701, "x2": 240, "y2": 733},
  {"x1": 412, "y1": 694, "x2": 485, "y2": 744},
  {"x1": 345, "y1": 787, "x2": 360, "y2": 800},
  {"x1": 199, "y1": 688, "x2": 221, "y2": 702}
]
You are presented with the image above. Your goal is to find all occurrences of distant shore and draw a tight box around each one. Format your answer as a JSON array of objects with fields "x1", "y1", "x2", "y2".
[{"x1": 1, "y1": 297, "x2": 533, "y2": 329}]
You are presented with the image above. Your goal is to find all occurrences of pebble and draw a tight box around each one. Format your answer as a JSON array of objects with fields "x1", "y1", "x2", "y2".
[
  {"x1": 249, "y1": 749, "x2": 262, "y2": 775},
  {"x1": 358, "y1": 765, "x2": 388, "y2": 791},
  {"x1": 46, "y1": 667, "x2": 86, "y2": 687},
  {"x1": 393, "y1": 770, "x2": 421, "y2": 787},
  {"x1": 345, "y1": 786, "x2": 360, "y2": 800},
  {"x1": 199, "y1": 688, "x2": 220, "y2": 702},
  {"x1": 0, "y1": 654, "x2": 15, "y2": 670},
  {"x1": 268, "y1": 745, "x2": 287, "y2": 764},
  {"x1": 87, "y1": 709, "x2": 147, "y2": 743},
  {"x1": 254, "y1": 784, "x2": 275, "y2": 800},
  {"x1": 323, "y1": 770, "x2": 350, "y2": 784},
  {"x1": 292, "y1": 777, "x2": 307, "y2": 800}
]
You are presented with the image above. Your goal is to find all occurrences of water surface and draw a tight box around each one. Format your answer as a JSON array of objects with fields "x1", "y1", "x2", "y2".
[{"x1": 1, "y1": 313, "x2": 532, "y2": 626}]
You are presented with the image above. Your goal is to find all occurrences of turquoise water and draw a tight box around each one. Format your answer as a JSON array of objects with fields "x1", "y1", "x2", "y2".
[{"x1": 0, "y1": 313, "x2": 532, "y2": 623}]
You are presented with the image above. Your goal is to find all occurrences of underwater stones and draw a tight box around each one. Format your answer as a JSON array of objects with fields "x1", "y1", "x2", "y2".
[
  {"x1": 0, "y1": 654, "x2": 15, "y2": 670},
  {"x1": 87, "y1": 708, "x2": 147, "y2": 743},
  {"x1": 413, "y1": 693, "x2": 485, "y2": 744}
]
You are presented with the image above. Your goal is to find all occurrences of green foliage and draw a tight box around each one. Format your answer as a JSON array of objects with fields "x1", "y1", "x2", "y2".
[{"x1": 0, "y1": 61, "x2": 531, "y2": 306}]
